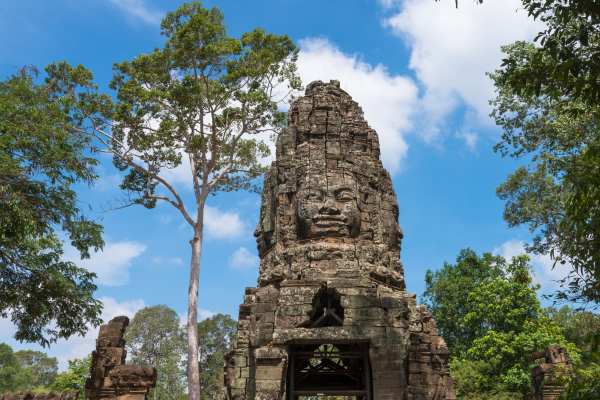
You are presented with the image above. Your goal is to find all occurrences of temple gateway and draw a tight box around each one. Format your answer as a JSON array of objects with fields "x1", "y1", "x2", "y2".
[{"x1": 224, "y1": 80, "x2": 455, "y2": 400}]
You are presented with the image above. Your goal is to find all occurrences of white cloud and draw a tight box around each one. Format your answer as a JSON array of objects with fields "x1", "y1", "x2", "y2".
[
  {"x1": 494, "y1": 239, "x2": 571, "y2": 291},
  {"x1": 204, "y1": 206, "x2": 245, "y2": 239},
  {"x1": 158, "y1": 153, "x2": 194, "y2": 187},
  {"x1": 297, "y1": 38, "x2": 419, "y2": 173},
  {"x1": 65, "y1": 241, "x2": 146, "y2": 286},
  {"x1": 1, "y1": 297, "x2": 145, "y2": 370},
  {"x1": 456, "y1": 130, "x2": 478, "y2": 151},
  {"x1": 229, "y1": 247, "x2": 259, "y2": 270},
  {"x1": 108, "y1": 0, "x2": 161, "y2": 24},
  {"x1": 151, "y1": 256, "x2": 184, "y2": 266},
  {"x1": 382, "y1": 0, "x2": 543, "y2": 140},
  {"x1": 178, "y1": 309, "x2": 216, "y2": 327}
]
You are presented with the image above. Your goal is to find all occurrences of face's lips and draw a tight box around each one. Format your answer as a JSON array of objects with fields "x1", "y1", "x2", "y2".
[{"x1": 313, "y1": 216, "x2": 346, "y2": 226}]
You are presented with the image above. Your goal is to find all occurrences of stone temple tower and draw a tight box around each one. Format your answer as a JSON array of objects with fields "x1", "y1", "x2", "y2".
[{"x1": 225, "y1": 81, "x2": 455, "y2": 400}]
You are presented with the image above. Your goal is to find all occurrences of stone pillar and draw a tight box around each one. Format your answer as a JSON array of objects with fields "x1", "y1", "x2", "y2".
[
  {"x1": 532, "y1": 345, "x2": 572, "y2": 400},
  {"x1": 85, "y1": 316, "x2": 157, "y2": 400}
]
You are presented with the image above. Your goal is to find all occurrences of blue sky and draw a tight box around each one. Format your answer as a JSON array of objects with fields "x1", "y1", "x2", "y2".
[{"x1": 1, "y1": 0, "x2": 567, "y2": 367}]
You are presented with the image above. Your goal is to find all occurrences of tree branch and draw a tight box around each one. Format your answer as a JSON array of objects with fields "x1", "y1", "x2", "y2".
[{"x1": 85, "y1": 125, "x2": 196, "y2": 228}]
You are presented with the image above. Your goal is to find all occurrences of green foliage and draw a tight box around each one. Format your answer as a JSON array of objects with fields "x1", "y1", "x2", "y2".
[
  {"x1": 545, "y1": 306, "x2": 600, "y2": 399},
  {"x1": 547, "y1": 306, "x2": 600, "y2": 363},
  {"x1": 0, "y1": 344, "x2": 60, "y2": 392},
  {"x1": 449, "y1": 359, "x2": 519, "y2": 399},
  {"x1": 50, "y1": 356, "x2": 91, "y2": 400},
  {"x1": 490, "y1": 1, "x2": 600, "y2": 304},
  {"x1": 14, "y1": 349, "x2": 58, "y2": 389},
  {"x1": 197, "y1": 314, "x2": 236, "y2": 399},
  {"x1": 125, "y1": 305, "x2": 186, "y2": 400},
  {"x1": 109, "y1": 0, "x2": 301, "y2": 207},
  {"x1": 0, "y1": 64, "x2": 111, "y2": 345},
  {"x1": 423, "y1": 249, "x2": 505, "y2": 355},
  {"x1": 501, "y1": 0, "x2": 600, "y2": 104},
  {"x1": 123, "y1": 310, "x2": 238, "y2": 400},
  {"x1": 0, "y1": 343, "x2": 27, "y2": 392},
  {"x1": 104, "y1": 3, "x2": 300, "y2": 398},
  {"x1": 462, "y1": 318, "x2": 578, "y2": 394},
  {"x1": 425, "y1": 249, "x2": 576, "y2": 397},
  {"x1": 562, "y1": 362, "x2": 600, "y2": 400}
]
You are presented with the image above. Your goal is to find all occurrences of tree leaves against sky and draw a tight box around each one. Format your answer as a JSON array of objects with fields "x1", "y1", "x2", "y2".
[
  {"x1": 490, "y1": 0, "x2": 600, "y2": 305},
  {"x1": 0, "y1": 64, "x2": 111, "y2": 346},
  {"x1": 424, "y1": 249, "x2": 578, "y2": 396},
  {"x1": 101, "y1": 3, "x2": 301, "y2": 399}
]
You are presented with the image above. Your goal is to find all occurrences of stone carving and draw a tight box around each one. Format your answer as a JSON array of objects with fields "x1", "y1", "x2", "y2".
[
  {"x1": 225, "y1": 80, "x2": 454, "y2": 399},
  {"x1": 532, "y1": 345, "x2": 573, "y2": 400},
  {"x1": 86, "y1": 316, "x2": 157, "y2": 400},
  {"x1": 296, "y1": 171, "x2": 361, "y2": 239}
]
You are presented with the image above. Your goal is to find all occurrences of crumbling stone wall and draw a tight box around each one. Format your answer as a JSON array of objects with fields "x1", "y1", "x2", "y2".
[
  {"x1": 225, "y1": 81, "x2": 455, "y2": 400},
  {"x1": 1, "y1": 317, "x2": 156, "y2": 400},
  {"x1": 86, "y1": 316, "x2": 156, "y2": 400},
  {"x1": 532, "y1": 345, "x2": 572, "y2": 400}
]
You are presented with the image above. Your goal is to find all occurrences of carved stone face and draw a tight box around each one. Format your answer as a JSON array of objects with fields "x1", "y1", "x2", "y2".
[{"x1": 297, "y1": 171, "x2": 360, "y2": 239}]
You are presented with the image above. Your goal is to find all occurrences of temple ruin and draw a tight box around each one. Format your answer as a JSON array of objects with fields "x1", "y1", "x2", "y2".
[
  {"x1": 85, "y1": 316, "x2": 157, "y2": 400},
  {"x1": 224, "y1": 80, "x2": 456, "y2": 400},
  {"x1": 532, "y1": 345, "x2": 573, "y2": 400}
]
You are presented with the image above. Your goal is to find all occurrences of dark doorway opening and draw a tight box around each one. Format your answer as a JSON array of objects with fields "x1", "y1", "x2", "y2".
[{"x1": 287, "y1": 343, "x2": 371, "y2": 400}]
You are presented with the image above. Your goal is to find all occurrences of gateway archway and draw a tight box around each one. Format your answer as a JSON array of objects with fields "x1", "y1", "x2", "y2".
[{"x1": 287, "y1": 343, "x2": 372, "y2": 400}]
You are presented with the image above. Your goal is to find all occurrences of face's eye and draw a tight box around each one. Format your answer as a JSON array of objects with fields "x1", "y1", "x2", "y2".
[
  {"x1": 336, "y1": 189, "x2": 354, "y2": 201},
  {"x1": 305, "y1": 190, "x2": 323, "y2": 201}
]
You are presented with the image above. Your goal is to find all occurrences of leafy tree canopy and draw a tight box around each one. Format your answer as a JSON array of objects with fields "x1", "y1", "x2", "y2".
[
  {"x1": 107, "y1": 1, "x2": 300, "y2": 209},
  {"x1": 124, "y1": 305, "x2": 186, "y2": 400},
  {"x1": 99, "y1": 2, "x2": 300, "y2": 398},
  {"x1": 424, "y1": 249, "x2": 506, "y2": 355},
  {"x1": 0, "y1": 64, "x2": 111, "y2": 345},
  {"x1": 0, "y1": 344, "x2": 60, "y2": 392},
  {"x1": 546, "y1": 307, "x2": 600, "y2": 399},
  {"x1": 425, "y1": 249, "x2": 577, "y2": 396},
  {"x1": 14, "y1": 350, "x2": 58, "y2": 388},
  {"x1": 50, "y1": 356, "x2": 91, "y2": 400},
  {"x1": 547, "y1": 306, "x2": 600, "y2": 363},
  {"x1": 490, "y1": 0, "x2": 600, "y2": 104},
  {"x1": 197, "y1": 314, "x2": 236, "y2": 400},
  {"x1": 0, "y1": 343, "x2": 27, "y2": 392},
  {"x1": 489, "y1": 0, "x2": 600, "y2": 304}
]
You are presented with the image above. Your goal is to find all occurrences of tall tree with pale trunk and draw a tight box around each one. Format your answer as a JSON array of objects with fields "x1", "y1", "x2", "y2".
[{"x1": 86, "y1": 2, "x2": 300, "y2": 398}]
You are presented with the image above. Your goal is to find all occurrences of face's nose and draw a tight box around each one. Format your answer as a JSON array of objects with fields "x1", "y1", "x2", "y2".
[{"x1": 319, "y1": 197, "x2": 340, "y2": 215}]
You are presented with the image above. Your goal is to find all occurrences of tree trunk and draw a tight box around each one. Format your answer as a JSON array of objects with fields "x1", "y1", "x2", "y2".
[{"x1": 187, "y1": 212, "x2": 204, "y2": 400}]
